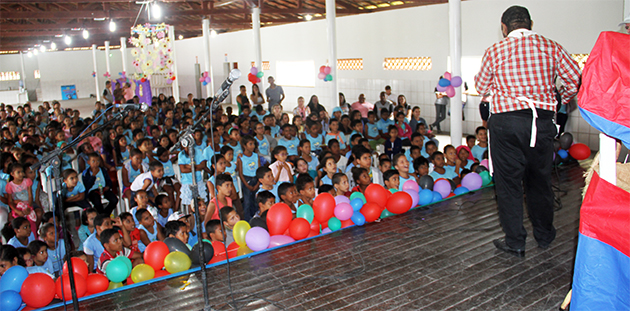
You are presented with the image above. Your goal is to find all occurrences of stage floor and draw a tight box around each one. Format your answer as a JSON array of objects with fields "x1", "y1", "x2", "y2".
[{"x1": 47, "y1": 161, "x2": 588, "y2": 311}]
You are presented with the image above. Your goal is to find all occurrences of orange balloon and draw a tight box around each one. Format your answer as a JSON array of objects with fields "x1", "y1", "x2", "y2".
[
  {"x1": 361, "y1": 202, "x2": 383, "y2": 222},
  {"x1": 386, "y1": 191, "x2": 413, "y2": 214},
  {"x1": 289, "y1": 218, "x2": 310, "y2": 240},
  {"x1": 365, "y1": 184, "x2": 389, "y2": 207},
  {"x1": 313, "y1": 193, "x2": 335, "y2": 224},
  {"x1": 266, "y1": 203, "x2": 293, "y2": 236}
]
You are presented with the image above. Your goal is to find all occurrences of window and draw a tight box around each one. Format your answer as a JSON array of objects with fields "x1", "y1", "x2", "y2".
[
  {"x1": 275, "y1": 60, "x2": 315, "y2": 87},
  {"x1": 571, "y1": 54, "x2": 589, "y2": 70},
  {"x1": 383, "y1": 57, "x2": 432, "y2": 71},
  {"x1": 250, "y1": 61, "x2": 270, "y2": 70},
  {"x1": 338, "y1": 58, "x2": 363, "y2": 70},
  {"x1": 34, "y1": 70, "x2": 40, "y2": 79},
  {"x1": 0, "y1": 71, "x2": 20, "y2": 81}
]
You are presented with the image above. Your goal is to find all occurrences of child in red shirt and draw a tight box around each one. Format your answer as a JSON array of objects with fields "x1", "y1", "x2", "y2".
[
  {"x1": 117, "y1": 212, "x2": 141, "y2": 254},
  {"x1": 97, "y1": 228, "x2": 143, "y2": 275}
]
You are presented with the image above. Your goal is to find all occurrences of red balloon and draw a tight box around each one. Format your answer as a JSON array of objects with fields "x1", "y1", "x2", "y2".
[
  {"x1": 386, "y1": 191, "x2": 413, "y2": 214},
  {"x1": 63, "y1": 257, "x2": 89, "y2": 280},
  {"x1": 227, "y1": 242, "x2": 239, "y2": 259},
  {"x1": 266, "y1": 203, "x2": 293, "y2": 236},
  {"x1": 21, "y1": 273, "x2": 56, "y2": 308},
  {"x1": 365, "y1": 184, "x2": 389, "y2": 207},
  {"x1": 154, "y1": 269, "x2": 171, "y2": 278},
  {"x1": 141, "y1": 78, "x2": 146, "y2": 83},
  {"x1": 55, "y1": 273, "x2": 87, "y2": 301},
  {"x1": 307, "y1": 230, "x2": 319, "y2": 238},
  {"x1": 289, "y1": 218, "x2": 310, "y2": 240},
  {"x1": 144, "y1": 241, "x2": 170, "y2": 271},
  {"x1": 319, "y1": 65, "x2": 326, "y2": 73},
  {"x1": 340, "y1": 218, "x2": 354, "y2": 228},
  {"x1": 569, "y1": 143, "x2": 591, "y2": 160},
  {"x1": 447, "y1": 193, "x2": 455, "y2": 198},
  {"x1": 126, "y1": 275, "x2": 134, "y2": 285},
  {"x1": 361, "y1": 202, "x2": 383, "y2": 222},
  {"x1": 86, "y1": 273, "x2": 109, "y2": 295},
  {"x1": 313, "y1": 193, "x2": 335, "y2": 223},
  {"x1": 210, "y1": 241, "x2": 227, "y2": 264}
]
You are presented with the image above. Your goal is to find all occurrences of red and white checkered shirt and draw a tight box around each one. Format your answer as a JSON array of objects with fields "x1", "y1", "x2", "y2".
[{"x1": 475, "y1": 29, "x2": 581, "y2": 114}]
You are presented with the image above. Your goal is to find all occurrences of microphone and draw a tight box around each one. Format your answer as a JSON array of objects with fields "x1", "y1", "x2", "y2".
[
  {"x1": 211, "y1": 69, "x2": 241, "y2": 111},
  {"x1": 115, "y1": 102, "x2": 149, "y2": 112}
]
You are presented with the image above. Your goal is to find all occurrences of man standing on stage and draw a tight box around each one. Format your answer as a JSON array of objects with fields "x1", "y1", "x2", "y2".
[{"x1": 475, "y1": 6, "x2": 581, "y2": 257}]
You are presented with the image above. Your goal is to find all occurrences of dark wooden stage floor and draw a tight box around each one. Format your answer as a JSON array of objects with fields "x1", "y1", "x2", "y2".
[{"x1": 48, "y1": 161, "x2": 588, "y2": 311}]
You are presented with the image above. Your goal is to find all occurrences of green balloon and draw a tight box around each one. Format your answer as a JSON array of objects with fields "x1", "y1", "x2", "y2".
[
  {"x1": 106, "y1": 257, "x2": 130, "y2": 283},
  {"x1": 479, "y1": 171, "x2": 492, "y2": 186},
  {"x1": 116, "y1": 256, "x2": 132, "y2": 273},
  {"x1": 325, "y1": 74, "x2": 333, "y2": 81},
  {"x1": 389, "y1": 188, "x2": 397, "y2": 194},
  {"x1": 349, "y1": 192, "x2": 366, "y2": 204},
  {"x1": 296, "y1": 204, "x2": 314, "y2": 223},
  {"x1": 328, "y1": 217, "x2": 341, "y2": 231},
  {"x1": 256, "y1": 71, "x2": 264, "y2": 78},
  {"x1": 381, "y1": 209, "x2": 395, "y2": 219}
]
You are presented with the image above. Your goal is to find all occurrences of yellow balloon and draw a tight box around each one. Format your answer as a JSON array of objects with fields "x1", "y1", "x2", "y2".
[
  {"x1": 237, "y1": 246, "x2": 253, "y2": 257},
  {"x1": 233, "y1": 220, "x2": 251, "y2": 247},
  {"x1": 107, "y1": 281, "x2": 123, "y2": 290},
  {"x1": 131, "y1": 264, "x2": 155, "y2": 283},
  {"x1": 164, "y1": 251, "x2": 192, "y2": 274}
]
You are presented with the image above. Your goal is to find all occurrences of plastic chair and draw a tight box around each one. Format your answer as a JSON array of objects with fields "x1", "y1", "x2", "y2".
[{"x1": 116, "y1": 169, "x2": 130, "y2": 214}]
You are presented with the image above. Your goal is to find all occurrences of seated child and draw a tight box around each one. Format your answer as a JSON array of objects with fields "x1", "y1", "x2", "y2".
[
  {"x1": 205, "y1": 219, "x2": 224, "y2": 244},
  {"x1": 122, "y1": 148, "x2": 149, "y2": 201},
  {"x1": 393, "y1": 154, "x2": 414, "y2": 191},
  {"x1": 6, "y1": 163, "x2": 37, "y2": 234},
  {"x1": 379, "y1": 157, "x2": 392, "y2": 174},
  {"x1": 350, "y1": 167, "x2": 371, "y2": 194},
  {"x1": 429, "y1": 151, "x2": 459, "y2": 181},
  {"x1": 296, "y1": 174, "x2": 316, "y2": 206},
  {"x1": 384, "y1": 125, "x2": 402, "y2": 160},
  {"x1": 443, "y1": 145, "x2": 463, "y2": 177},
  {"x1": 317, "y1": 156, "x2": 337, "y2": 187},
  {"x1": 164, "y1": 220, "x2": 190, "y2": 248},
  {"x1": 305, "y1": 121, "x2": 324, "y2": 154},
  {"x1": 471, "y1": 126, "x2": 488, "y2": 162},
  {"x1": 456, "y1": 145, "x2": 475, "y2": 170},
  {"x1": 383, "y1": 169, "x2": 400, "y2": 191},
  {"x1": 299, "y1": 140, "x2": 319, "y2": 176},
  {"x1": 97, "y1": 228, "x2": 142, "y2": 275},
  {"x1": 130, "y1": 160, "x2": 164, "y2": 201},
  {"x1": 205, "y1": 173, "x2": 234, "y2": 224},
  {"x1": 332, "y1": 173, "x2": 350, "y2": 197},
  {"x1": 82, "y1": 152, "x2": 118, "y2": 216},
  {"x1": 155, "y1": 194, "x2": 173, "y2": 227},
  {"x1": 269, "y1": 146, "x2": 294, "y2": 183},
  {"x1": 256, "y1": 166, "x2": 278, "y2": 202},
  {"x1": 129, "y1": 190, "x2": 159, "y2": 227},
  {"x1": 413, "y1": 156, "x2": 430, "y2": 181},
  {"x1": 250, "y1": 191, "x2": 274, "y2": 229},
  {"x1": 16, "y1": 247, "x2": 33, "y2": 268},
  {"x1": 365, "y1": 111, "x2": 383, "y2": 151},
  {"x1": 27, "y1": 240, "x2": 53, "y2": 277},
  {"x1": 466, "y1": 135, "x2": 477, "y2": 159},
  {"x1": 136, "y1": 208, "x2": 165, "y2": 253},
  {"x1": 325, "y1": 119, "x2": 349, "y2": 153},
  {"x1": 62, "y1": 168, "x2": 91, "y2": 210},
  {"x1": 278, "y1": 182, "x2": 298, "y2": 212},
  {"x1": 219, "y1": 206, "x2": 240, "y2": 246},
  {"x1": 77, "y1": 208, "x2": 97, "y2": 251},
  {"x1": 7, "y1": 217, "x2": 35, "y2": 248},
  {"x1": 118, "y1": 212, "x2": 141, "y2": 254},
  {"x1": 327, "y1": 139, "x2": 348, "y2": 173},
  {"x1": 237, "y1": 135, "x2": 260, "y2": 220},
  {"x1": 277, "y1": 124, "x2": 300, "y2": 161},
  {"x1": 39, "y1": 223, "x2": 66, "y2": 276},
  {"x1": 318, "y1": 184, "x2": 336, "y2": 196},
  {"x1": 83, "y1": 214, "x2": 113, "y2": 271}
]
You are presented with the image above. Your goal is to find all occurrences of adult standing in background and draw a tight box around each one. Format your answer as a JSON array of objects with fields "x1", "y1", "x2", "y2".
[
  {"x1": 265, "y1": 76, "x2": 284, "y2": 111},
  {"x1": 374, "y1": 91, "x2": 394, "y2": 115},
  {"x1": 123, "y1": 81, "x2": 135, "y2": 103},
  {"x1": 475, "y1": 5, "x2": 581, "y2": 257},
  {"x1": 430, "y1": 79, "x2": 449, "y2": 133},
  {"x1": 236, "y1": 85, "x2": 250, "y2": 115},
  {"x1": 339, "y1": 93, "x2": 350, "y2": 115},
  {"x1": 102, "y1": 80, "x2": 113, "y2": 105},
  {"x1": 307, "y1": 95, "x2": 326, "y2": 116},
  {"x1": 250, "y1": 83, "x2": 265, "y2": 108},
  {"x1": 620, "y1": 15, "x2": 630, "y2": 34},
  {"x1": 385, "y1": 85, "x2": 397, "y2": 102}
]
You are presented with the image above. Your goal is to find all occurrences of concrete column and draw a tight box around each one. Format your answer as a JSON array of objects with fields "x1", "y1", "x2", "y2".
[
  {"x1": 92, "y1": 44, "x2": 101, "y2": 101},
  {"x1": 252, "y1": 7, "x2": 264, "y2": 93},
  {"x1": 202, "y1": 18, "x2": 215, "y2": 96},
  {"x1": 120, "y1": 37, "x2": 128, "y2": 75},
  {"x1": 449, "y1": 0, "x2": 462, "y2": 144},
  {"x1": 325, "y1": 0, "x2": 338, "y2": 112},
  {"x1": 104, "y1": 41, "x2": 111, "y2": 77},
  {"x1": 168, "y1": 25, "x2": 180, "y2": 101}
]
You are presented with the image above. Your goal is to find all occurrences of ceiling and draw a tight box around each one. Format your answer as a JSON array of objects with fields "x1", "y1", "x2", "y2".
[{"x1": 0, "y1": 0, "x2": 447, "y2": 53}]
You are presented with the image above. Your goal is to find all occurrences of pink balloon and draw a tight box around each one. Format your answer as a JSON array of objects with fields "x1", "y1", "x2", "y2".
[
  {"x1": 479, "y1": 159, "x2": 489, "y2": 169},
  {"x1": 268, "y1": 235, "x2": 295, "y2": 248},
  {"x1": 335, "y1": 195, "x2": 350, "y2": 205},
  {"x1": 199, "y1": 77, "x2": 204, "y2": 82},
  {"x1": 321, "y1": 228, "x2": 332, "y2": 234},
  {"x1": 250, "y1": 67, "x2": 258, "y2": 75},
  {"x1": 334, "y1": 203, "x2": 353, "y2": 221},
  {"x1": 318, "y1": 72, "x2": 326, "y2": 80},
  {"x1": 446, "y1": 85, "x2": 456, "y2": 98},
  {"x1": 203, "y1": 72, "x2": 208, "y2": 77},
  {"x1": 402, "y1": 180, "x2": 419, "y2": 193},
  {"x1": 323, "y1": 66, "x2": 332, "y2": 75},
  {"x1": 450, "y1": 76, "x2": 462, "y2": 87},
  {"x1": 405, "y1": 190, "x2": 419, "y2": 209},
  {"x1": 443, "y1": 72, "x2": 452, "y2": 80}
]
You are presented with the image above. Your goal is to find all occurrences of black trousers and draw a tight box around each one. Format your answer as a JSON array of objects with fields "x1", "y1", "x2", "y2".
[
  {"x1": 87, "y1": 190, "x2": 118, "y2": 216},
  {"x1": 488, "y1": 110, "x2": 557, "y2": 249},
  {"x1": 432, "y1": 104, "x2": 447, "y2": 131}
]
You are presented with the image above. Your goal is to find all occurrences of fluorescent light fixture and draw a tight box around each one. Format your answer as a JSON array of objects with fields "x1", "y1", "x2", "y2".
[
  {"x1": 304, "y1": 14, "x2": 313, "y2": 21},
  {"x1": 55, "y1": 34, "x2": 64, "y2": 38},
  {"x1": 210, "y1": 29, "x2": 218, "y2": 37},
  {"x1": 178, "y1": 35, "x2": 183, "y2": 40},
  {"x1": 314, "y1": 13, "x2": 322, "y2": 17},
  {"x1": 390, "y1": 1, "x2": 404, "y2": 5},
  {"x1": 51, "y1": 42, "x2": 57, "y2": 50},
  {"x1": 83, "y1": 29, "x2": 90, "y2": 39},
  {"x1": 40, "y1": 45, "x2": 46, "y2": 53},
  {"x1": 33, "y1": 49, "x2": 38, "y2": 55},
  {"x1": 64, "y1": 35, "x2": 72, "y2": 45},
  {"x1": 377, "y1": 3, "x2": 390, "y2": 7},
  {"x1": 365, "y1": 5, "x2": 377, "y2": 9},
  {"x1": 152, "y1": 2, "x2": 162, "y2": 19},
  {"x1": 109, "y1": 20, "x2": 117, "y2": 32},
  {"x1": 27, "y1": 51, "x2": 33, "y2": 58}
]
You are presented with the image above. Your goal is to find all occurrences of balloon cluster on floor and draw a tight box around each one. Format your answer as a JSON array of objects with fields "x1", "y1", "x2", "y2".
[
  {"x1": 554, "y1": 132, "x2": 591, "y2": 164},
  {"x1": 317, "y1": 66, "x2": 333, "y2": 82},
  {"x1": 248, "y1": 66, "x2": 264, "y2": 84}
]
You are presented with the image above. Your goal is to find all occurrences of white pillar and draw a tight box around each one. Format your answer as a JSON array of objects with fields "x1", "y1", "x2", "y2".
[
  {"x1": 120, "y1": 37, "x2": 128, "y2": 75},
  {"x1": 625, "y1": 0, "x2": 630, "y2": 19},
  {"x1": 19, "y1": 52, "x2": 27, "y2": 90},
  {"x1": 202, "y1": 19, "x2": 214, "y2": 96},
  {"x1": 599, "y1": 133, "x2": 617, "y2": 185},
  {"x1": 168, "y1": 25, "x2": 180, "y2": 101},
  {"x1": 325, "y1": 0, "x2": 338, "y2": 112},
  {"x1": 449, "y1": 0, "x2": 462, "y2": 145},
  {"x1": 92, "y1": 44, "x2": 101, "y2": 101},
  {"x1": 252, "y1": 8, "x2": 264, "y2": 93},
  {"x1": 104, "y1": 41, "x2": 111, "y2": 78}
]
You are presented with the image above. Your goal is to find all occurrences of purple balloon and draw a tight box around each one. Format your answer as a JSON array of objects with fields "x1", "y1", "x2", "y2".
[
  {"x1": 461, "y1": 173, "x2": 483, "y2": 191},
  {"x1": 436, "y1": 84, "x2": 447, "y2": 92},
  {"x1": 402, "y1": 180, "x2": 419, "y2": 193},
  {"x1": 321, "y1": 228, "x2": 332, "y2": 234},
  {"x1": 334, "y1": 203, "x2": 353, "y2": 221},
  {"x1": 335, "y1": 195, "x2": 350, "y2": 205},
  {"x1": 250, "y1": 67, "x2": 258, "y2": 75},
  {"x1": 268, "y1": 235, "x2": 295, "y2": 248},
  {"x1": 450, "y1": 76, "x2": 463, "y2": 87},
  {"x1": 434, "y1": 179, "x2": 451, "y2": 199},
  {"x1": 245, "y1": 227, "x2": 270, "y2": 251},
  {"x1": 405, "y1": 189, "x2": 419, "y2": 208}
]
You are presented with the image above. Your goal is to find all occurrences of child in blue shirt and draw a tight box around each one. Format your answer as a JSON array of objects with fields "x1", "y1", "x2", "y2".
[
  {"x1": 429, "y1": 151, "x2": 458, "y2": 181},
  {"x1": 376, "y1": 108, "x2": 395, "y2": 139},
  {"x1": 471, "y1": 126, "x2": 488, "y2": 162},
  {"x1": 27, "y1": 240, "x2": 54, "y2": 277},
  {"x1": 255, "y1": 166, "x2": 279, "y2": 203},
  {"x1": 305, "y1": 122, "x2": 324, "y2": 154},
  {"x1": 7, "y1": 217, "x2": 35, "y2": 248},
  {"x1": 253, "y1": 121, "x2": 271, "y2": 162},
  {"x1": 263, "y1": 115, "x2": 280, "y2": 138},
  {"x1": 277, "y1": 124, "x2": 300, "y2": 161},
  {"x1": 384, "y1": 125, "x2": 402, "y2": 160},
  {"x1": 40, "y1": 223, "x2": 66, "y2": 276},
  {"x1": 237, "y1": 135, "x2": 261, "y2": 221},
  {"x1": 83, "y1": 213, "x2": 113, "y2": 271},
  {"x1": 365, "y1": 111, "x2": 383, "y2": 151},
  {"x1": 62, "y1": 168, "x2": 91, "y2": 210},
  {"x1": 82, "y1": 153, "x2": 118, "y2": 216}
]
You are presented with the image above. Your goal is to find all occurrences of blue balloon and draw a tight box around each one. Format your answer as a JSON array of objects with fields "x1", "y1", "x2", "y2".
[
  {"x1": 0, "y1": 266, "x2": 28, "y2": 293},
  {"x1": 0, "y1": 290, "x2": 22, "y2": 311},
  {"x1": 351, "y1": 212, "x2": 366, "y2": 226},
  {"x1": 453, "y1": 187, "x2": 469, "y2": 196},
  {"x1": 558, "y1": 149, "x2": 569, "y2": 159},
  {"x1": 350, "y1": 198, "x2": 364, "y2": 212},
  {"x1": 438, "y1": 78, "x2": 451, "y2": 87},
  {"x1": 418, "y1": 189, "x2": 433, "y2": 206},
  {"x1": 202, "y1": 81, "x2": 208, "y2": 86},
  {"x1": 432, "y1": 191, "x2": 443, "y2": 203}
]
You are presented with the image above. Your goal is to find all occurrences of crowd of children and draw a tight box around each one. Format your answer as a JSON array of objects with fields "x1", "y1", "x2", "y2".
[{"x1": 0, "y1": 85, "x2": 489, "y2": 281}]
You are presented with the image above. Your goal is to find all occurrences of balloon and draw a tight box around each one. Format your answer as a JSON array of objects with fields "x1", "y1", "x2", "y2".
[
  {"x1": 237, "y1": 246, "x2": 254, "y2": 256},
  {"x1": 55, "y1": 273, "x2": 87, "y2": 301},
  {"x1": 256, "y1": 71, "x2": 264, "y2": 78},
  {"x1": 313, "y1": 193, "x2": 335, "y2": 224},
  {"x1": 310, "y1": 219, "x2": 320, "y2": 232},
  {"x1": 154, "y1": 270, "x2": 171, "y2": 278},
  {"x1": 340, "y1": 219, "x2": 354, "y2": 228},
  {"x1": 233, "y1": 220, "x2": 251, "y2": 247},
  {"x1": 0, "y1": 290, "x2": 21, "y2": 311},
  {"x1": 461, "y1": 173, "x2": 483, "y2": 191},
  {"x1": 349, "y1": 192, "x2": 366, "y2": 203},
  {"x1": 334, "y1": 203, "x2": 353, "y2": 221},
  {"x1": 191, "y1": 241, "x2": 215, "y2": 265},
  {"x1": 559, "y1": 132, "x2": 573, "y2": 150},
  {"x1": 199, "y1": 77, "x2": 205, "y2": 82},
  {"x1": 325, "y1": 74, "x2": 333, "y2": 81},
  {"x1": 107, "y1": 282, "x2": 123, "y2": 290},
  {"x1": 432, "y1": 191, "x2": 443, "y2": 203},
  {"x1": 202, "y1": 81, "x2": 208, "y2": 86},
  {"x1": 268, "y1": 235, "x2": 295, "y2": 248},
  {"x1": 307, "y1": 230, "x2": 319, "y2": 238},
  {"x1": 479, "y1": 171, "x2": 492, "y2": 186},
  {"x1": 164, "y1": 251, "x2": 192, "y2": 274},
  {"x1": 418, "y1": 175, "x2": 434, "y2": 190},
  {"x1": 386, "y1": 191, "x2": 413, "y2": 214},
  {"x1": 454, "y1": 187, "x2": 469, "y2": 196},
  {"x1": 479, "y1": 159, "x2": 489, "y2": 169},
  {"x1": 321, "y1": 228, "x2": 332, "y2": 234},
  {"x1": 117, "y1": 256, "x2": 132, "y2": 273},
  {"x1": 86, "y1": 273, "x2": 109, "y2": 295},
  {"x1": 131, "y1": 264, "x2": 155, "y2": 283},
  {"x1": 317, "y1": 72, "x2": 326, "y2": 80},
  {"x1": 450, "y1": 76, "x2": 462, "y2": 87},
  {"x1": 328, "y1": 217, "x2": 341, "y2": 231},
  {"x1": 141, "y1": 78, "x2": 146, "y2": 83},
  {"x1": 335, "y1": 195, "x2": 350, "y2": 205},
  {"x1": 474, "y1": 165, "x2": 488, "y2": 173},
  {"x1": 209, "y1": 241, "x2": 228, "y2": 263},
  {"x1": 20, "y1": 273, "x2": 55, "y2": 308},
  {"x1": 323, "y1": 66, "x2": 332, "y2": 75},
  {"x1": 558, "y1": 149, "x2": 569, "y2": 159},
  {"x1": 144, "y1": 241, "x2": 170, "y2": 271},
  {"x1": 266, "y1": 203, "x2": 293, "y2": 236},
  {"x1": 433, "y1": 179, "x2": 452, "y2": 199},
  {"x1": 289, "y1": 218, "x2": 310, "y2": 240},
  {"x1": 319, "y1": 65, "x2": 326, "y2": 73},
  {"x1": 405, "y1": 189, "x2": 419, "y2": 208},
  {"x1": 446, "y1": 85, "x2": 456, "y2": 98},
  {"x1": 438, "y1": 78, "x2": 451, "y2": 87},
  {"x1": 381, "y1": 209, "x2": 395, "y2": 218},
  {"x1": 62, "y1": 257, "x2": 89, "y2": 280},
  {"x1": 227, "y1": 242, "x2": 240, "y2": 259},
  {"x1": 296, "y1": 204, "x2": 314, "y2": 223},
  {"x1": 360, "y1": 202, "x2": 382, "y2": 223},
  {"x1": 105, "y1": 257, "x2": 130, "y2": 283},
  {"x1": 389, "y1": 188, "x2": 397, "y2": 194},
  {"x1": 569, "y1": 143, "x2": 591, "y2": 160},
  {"x1": 205, "y1": 77, "x2": 211, "y2": 83},
  {"x1": 164, "y1": 237, "x2": 192, "y2": 257},
  {"x1": 250, "y1": 67, "x2": 258, "y2": 75},
  {"x1": 350, "y1": 198, "x2": 364, "y2": 212},
  {"x1": 418, "y1": 189, "x2": 434, "y2": 205},
  {"x1": 553, "y1": 140, "x2": 561, "y2": 152},
  {"x1": 203, "y1": 72, "x2": 208, "y2": 77},
  {"x1": 402, "y1": 180, "x2": 419, "y2": 192},
  {"x1": 443, "y1": 72, "x2": 452, "y2": 80},
  {"x1": 245, "y1": 226, "x2": 271, "y2": 251},
  {"x1": 364, "y1": 184, "x2": 389, "y2": 207},
  {"x1": 553, "y1": 152, "x2": 562, "y2": 165},
  {"x1": 351, "y1": 212, "x2": 366, "y2": 226},
  {"x1": 0, "y1": 266, "x2": 28, "y2": 293},
  {"x1": 436, "y1": 84, "x2": 447, "y2": 92}
]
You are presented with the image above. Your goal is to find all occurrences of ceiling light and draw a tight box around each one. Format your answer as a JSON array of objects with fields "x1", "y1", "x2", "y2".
[
  {"x1": 27, "y1": 51, "x2": 33, "y2": 58},
  {"x1": 55, "y1": 34, "x2": 64, "y2": 38},
  {"x1": 33, "y1": 49, "x2": 38, "y2": 55},
  {"x1": 304, "y1": 14, "x2": 313, "y2": 21},
  {"x1": 109, "y1": 20, "x2": 117, "y2": 32},
  {"x1": 40, "y1": 45, "x2": 46, "y2": 53},
  {"x1": 314, "y1": 13, "x2": 322, "y2": 17},
  {"x1": 377, "y1": 3, "x2": 390, "y2": 7},
  {"x1": 83, "y1": 29, "x2": 90, "y2": 39},
  {"x1": 51, "y1": 42, "x2": 57, "y2": 50},
  {"x1": 390, "y1": 1, "x2": 404, "y2": 5},
  {"x1": 178, "y1": 35, "x2": 183, "y2": 40},
  {"x1": 152, "y1": 2, "x2": 162, "y2": 19},
  {"x1": 210, "y1": 29, "x2": 218, "y2": 37},
  {"x1": 64, "y1": 35, "x2": 72, "y2": 45},
  {"x1": 365, "y1": 5, "x2": 377, "y2": 9}
]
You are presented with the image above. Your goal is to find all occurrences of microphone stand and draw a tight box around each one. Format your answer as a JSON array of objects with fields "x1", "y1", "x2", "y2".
[{"x1": 30, "y1": 108, "x2": 130, "y2": 311}]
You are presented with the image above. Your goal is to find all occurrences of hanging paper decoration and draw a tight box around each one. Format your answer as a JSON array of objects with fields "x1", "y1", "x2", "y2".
[
  {"x1": 91, "y1": 71, "x2": 96, "y2": 78},
  {"x1": 199, "y1": 71, "x2": 211, "y2": 86},
  {"x1": 436, "y1": 71, "x2": 463, "y2": 98},
  {"x1": 248, "y1": 67, "x2": 262, "y2": 84},
  {"x1": 128, "y1": 23, "x2": 175, "y2": 81},
  {"x1": 318, "y1": 65, "x2": 333, "y2": 82}
]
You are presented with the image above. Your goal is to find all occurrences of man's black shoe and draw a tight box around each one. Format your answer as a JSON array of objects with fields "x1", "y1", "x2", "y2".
[{"x1": 493, "y1": 238, "x2": 525, "y2": 257}]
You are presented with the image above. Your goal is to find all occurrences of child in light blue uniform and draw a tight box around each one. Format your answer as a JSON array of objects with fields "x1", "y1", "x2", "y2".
[
  {"x1": 237, "y1": 135, "x2": 260, "y2": 221},
  {"x1": 277, "y1": 124, "x2": 300, "y2": 157}
]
